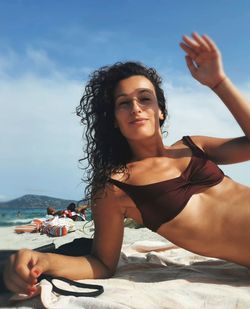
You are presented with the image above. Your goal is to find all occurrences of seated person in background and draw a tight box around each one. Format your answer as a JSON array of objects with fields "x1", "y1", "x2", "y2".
[
  {"x1": 47, "y1": 205, "x2": 84, "y2": 221},
  {"x1": 60, "y1": 202, "x2": 86, "y2": 221},
  {"x1": 76, "y1": 204, "x2": 88, "y2": 216},
  {"x1": 67, "y1": 203, "x2": 77, "y2": 212},
  {"x1": 47, "y1": 206, "x2": 75, "y2": 220},
  {"x1": 68, "y1": 202, "x2": 87, "y2": 221},
  {"x1": 46, "y1": 207, "x2": 63, "y2": 217}
]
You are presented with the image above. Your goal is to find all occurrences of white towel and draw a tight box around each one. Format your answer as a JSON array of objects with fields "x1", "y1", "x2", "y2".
[{"x1": 36, "y1": 240, "x2": 250, "y2": 309}]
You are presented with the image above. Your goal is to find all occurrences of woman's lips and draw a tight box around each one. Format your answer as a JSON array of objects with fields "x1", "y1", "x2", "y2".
[{"x1": 129, "y1": 118, "x2": 148, "y2": 125}]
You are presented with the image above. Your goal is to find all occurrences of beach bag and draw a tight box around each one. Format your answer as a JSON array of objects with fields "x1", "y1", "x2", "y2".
[{"x1": 0, "y1": 237, "x2": 104, "y2": 297}]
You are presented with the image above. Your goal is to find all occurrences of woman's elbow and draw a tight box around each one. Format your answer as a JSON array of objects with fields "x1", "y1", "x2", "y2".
[{"x1": 88, "y1": 255, "x2": 117, "y2": 279}]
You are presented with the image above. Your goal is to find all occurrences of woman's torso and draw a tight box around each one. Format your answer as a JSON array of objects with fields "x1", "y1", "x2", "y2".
[{"x1": 110, "y1": 136, "x2": 250, "y2": 266}]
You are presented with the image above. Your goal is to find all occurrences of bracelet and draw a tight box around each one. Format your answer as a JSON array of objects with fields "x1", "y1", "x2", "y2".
[{"x1": 212, "y1": 77, "x2": 227, "y2": 90}]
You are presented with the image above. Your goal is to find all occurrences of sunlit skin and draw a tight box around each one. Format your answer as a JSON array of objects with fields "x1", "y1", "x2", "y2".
[{"x1": 3, "y1": 32, "x2": 250, "y2": 296}]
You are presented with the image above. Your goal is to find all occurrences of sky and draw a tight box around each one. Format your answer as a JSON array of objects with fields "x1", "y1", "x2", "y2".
[{"x1": 0, "y1": 0, "x2": 249, "y2": 202}]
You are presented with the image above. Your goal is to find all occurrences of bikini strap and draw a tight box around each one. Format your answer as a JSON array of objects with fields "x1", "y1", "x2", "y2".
[
  {"x1": 182, "y1": 136, "x2": 205, "y2": 156},
  {"x1": 109, "y1": 178, "x2": 128, "y2": 190}
]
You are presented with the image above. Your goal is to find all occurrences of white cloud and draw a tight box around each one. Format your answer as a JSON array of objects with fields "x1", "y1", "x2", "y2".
[
  {"x1": 26, "y1": 47, "x2": 55, "y2": 70},
  {"x1": 0, "y1": 48, "x2": 19, "y2": 78},
  {"x1": 0, "y1": 48, "x2": 88, "y2": 199}
]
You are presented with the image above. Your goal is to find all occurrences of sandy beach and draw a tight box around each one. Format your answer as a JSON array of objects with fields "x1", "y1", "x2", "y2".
[
  {"x1": 0, "y1": 221, "x2": 166, "y2": 251},
  {"x1": 0, "y1": 221, "x2": 94, "y2": 251}
]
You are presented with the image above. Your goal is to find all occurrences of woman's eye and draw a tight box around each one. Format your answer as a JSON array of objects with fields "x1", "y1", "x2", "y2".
[
  {"x1": 140, "y1": 97, "x2": 150, "y2": 103},
  {"x1": 120, "y1": 101, "x2": 129, "y2": 106}
]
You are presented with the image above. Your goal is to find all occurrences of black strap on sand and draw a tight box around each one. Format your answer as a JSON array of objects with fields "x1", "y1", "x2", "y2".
[{"x1": 44, "y1": 275, "x2": 104, "y2": 297}]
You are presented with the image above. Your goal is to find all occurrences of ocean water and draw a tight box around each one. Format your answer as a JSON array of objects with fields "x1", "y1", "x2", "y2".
[{"x1": 0, "y1": 208, "x2": 92, "y2": 227}]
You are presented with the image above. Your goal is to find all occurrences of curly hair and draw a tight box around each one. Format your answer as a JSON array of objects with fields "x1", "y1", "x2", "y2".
[{"x1": 76, "y1": 61, "x2": 167, "y2": 203}]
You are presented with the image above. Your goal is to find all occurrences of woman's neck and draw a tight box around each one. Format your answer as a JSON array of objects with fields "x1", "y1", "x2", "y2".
[{"x1": 128, "y1": 136, "x2": 166, "y2": 161}]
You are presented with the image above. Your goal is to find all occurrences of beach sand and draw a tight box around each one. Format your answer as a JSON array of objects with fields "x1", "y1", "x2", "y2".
[
  {"x1": 0, "y1": 221, "x2": 94, "y2": 251},
  {"x1": 0, "y1": 221, "x2": 165, "y2": 251}
]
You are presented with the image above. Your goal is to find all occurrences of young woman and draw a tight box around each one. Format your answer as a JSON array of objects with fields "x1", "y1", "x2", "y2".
[{"x1": 3, "y1": 32, "x2": 250, "y2": 296}]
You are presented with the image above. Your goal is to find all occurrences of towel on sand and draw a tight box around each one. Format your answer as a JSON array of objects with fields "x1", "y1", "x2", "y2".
[{"x1": 10, "y1": 240, "x2": 250, "y2": 309}]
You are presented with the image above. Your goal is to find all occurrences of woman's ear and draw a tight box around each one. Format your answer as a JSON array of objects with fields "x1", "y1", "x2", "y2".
[{"x1": 159, "y1": 110, "x2": 164, "y2": 120}]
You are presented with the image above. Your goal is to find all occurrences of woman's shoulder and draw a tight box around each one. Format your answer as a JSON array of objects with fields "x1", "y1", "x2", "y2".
[
  {"x1": 95, "y1": 172, "x2": 130, "y2": 204},
  {"x1": 92, "y1": 182, "x2": 126, "y2": 217},
  {"x1": 170, "y1": 135, "x2": 207, "y2": 150},
  {"x1": 171, "y1": 135, "x2": 249, "y2": 164}
]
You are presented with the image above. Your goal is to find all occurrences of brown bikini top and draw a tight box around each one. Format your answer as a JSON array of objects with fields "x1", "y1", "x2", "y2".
[{"x1": 109, "y1": 136, "x2": 224, "y2": 232}]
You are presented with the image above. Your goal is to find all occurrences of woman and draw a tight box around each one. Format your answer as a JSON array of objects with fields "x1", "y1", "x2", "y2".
[{"x1": 3, "y1": 32, "x2": 250, "y2": 296}]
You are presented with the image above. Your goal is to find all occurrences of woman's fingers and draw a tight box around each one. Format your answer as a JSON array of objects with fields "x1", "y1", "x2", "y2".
[
  {"x1": 3, "y1": 249, "x2": 48, "y2": 295},
  {"x1": 13, "y1": 249, "x2": 38, "y2": 283},
  {"x1": 4, "y1": 269, "x2": 36, "y2": 295},
  {"x1": 3, "y1": 252, "x2": 38, "y2": 295},
  {"x1": 185, "y1": 56, "x2": 198, "y2": 76},
  {"x1": 179, "y1": 42, "x2": 197, "y2": 60},
  {"x1": 192, "y1": 32, "x2": 211, "y2": 51},
  {"x1": 180, "y1": 32, "x2": 224, "y2": 87},
  {"x1": 202, "y1": 34, "x2": 219, "y2": 53},
  {"x1": 181, "y1": 32, "x2": 212, "y2": 55},
  {"x1": 182, "y1": 34, "x2": 200, "y2": 49}
]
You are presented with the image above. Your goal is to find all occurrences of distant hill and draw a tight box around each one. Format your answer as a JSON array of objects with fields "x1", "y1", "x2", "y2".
[{"x1": 0, "y1": 194, "x2": 78, "y2": 209}]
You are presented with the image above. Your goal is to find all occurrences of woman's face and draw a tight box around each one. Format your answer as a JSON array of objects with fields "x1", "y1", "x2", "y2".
[{"x1": 114, "y1": 75, "x2": 164, "y2": 141}]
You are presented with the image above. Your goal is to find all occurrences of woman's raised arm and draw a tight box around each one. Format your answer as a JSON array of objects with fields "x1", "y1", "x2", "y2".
[
  {"x1": 180, "y1": 32, "x2": 250, "y2": 164},
  {"x1": 180, "y1": 32, "x2": 250, "y2": 140}
]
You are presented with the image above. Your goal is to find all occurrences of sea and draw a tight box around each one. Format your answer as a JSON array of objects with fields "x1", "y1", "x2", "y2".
[{"x1": 0, "y1": 207, "x2": 93, "y2": 227}]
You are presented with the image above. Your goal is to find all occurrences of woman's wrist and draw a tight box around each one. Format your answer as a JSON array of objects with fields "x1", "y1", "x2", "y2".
[
  {"x1": 38, "y1": 252, "x2": 51, "y2": 274},
  {"x1": 211, "y1": 76, "x2": 227, "y2": 91}
]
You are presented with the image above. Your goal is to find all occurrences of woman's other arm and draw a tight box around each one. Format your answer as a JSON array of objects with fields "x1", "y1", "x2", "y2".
[
  {"x1": 211, "y1": 77, "x2": 250, "y2": 141},
  {"x1": 3, "y1": 184, "x2": 125, "y2": 296},
  {"x1": 180, "y1": 32, "x2": 250, "y2": 140},
  {"x1": 180, "y1": 32, "x2": 250, "y2": 163}
]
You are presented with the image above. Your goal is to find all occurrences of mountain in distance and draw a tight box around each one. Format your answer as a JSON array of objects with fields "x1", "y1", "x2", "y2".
[{"x1": 0, "y1": 194, "x2": 81, "y2": 209}]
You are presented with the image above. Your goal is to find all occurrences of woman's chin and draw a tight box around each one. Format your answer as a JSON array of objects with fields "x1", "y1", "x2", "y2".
[{"x1": 126, "y1": 132, "x2": 157, "y2": 141}]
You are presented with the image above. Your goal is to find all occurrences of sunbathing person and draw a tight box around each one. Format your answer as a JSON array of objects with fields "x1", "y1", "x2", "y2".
[
  {"x1": 46, "y1": 207, "x2": 63, "y2": 216},
  {"x1": 64, "y1": 202, "x2": 85, "y2": 221},
  {"x1": 14, "y1": 219, "x2": 43, "y2": 234},
  {"x1": 3, "y1": 32, "x2": 250, "y2": 297},
  {"x1": 46, "y1": 206, "x2": 83, "y2": 221},
  {"x1": 76, "y1": 204, "x2": 88, "y2": 215}
]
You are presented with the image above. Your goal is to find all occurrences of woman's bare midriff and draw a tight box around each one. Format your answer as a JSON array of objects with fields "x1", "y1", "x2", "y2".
[{"x1": 124, "y1": 176, "x2": 250, "y2": 267}]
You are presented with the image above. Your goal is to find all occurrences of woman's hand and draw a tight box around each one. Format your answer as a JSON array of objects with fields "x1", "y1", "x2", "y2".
[
  {"x1": 180, "y1": 32, "x2": 226, "y2": 89},
  {"x1": 3, "y1": 249, "x2": 49, "y2": 296}
]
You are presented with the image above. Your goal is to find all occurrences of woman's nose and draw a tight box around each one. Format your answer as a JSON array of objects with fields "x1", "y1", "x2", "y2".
[{"x1": 130, "y1": 99, "x2": 142, "y2": 113}]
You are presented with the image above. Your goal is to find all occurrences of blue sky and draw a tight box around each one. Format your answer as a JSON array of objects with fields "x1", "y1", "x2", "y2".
[{"x1": 0, "y1": 0, "x2": 249, "y2": 201}]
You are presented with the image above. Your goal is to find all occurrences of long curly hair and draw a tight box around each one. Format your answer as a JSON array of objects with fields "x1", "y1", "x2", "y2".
[{"x1": 76, "y1": 61, "x2": 167, "y2": 203}]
